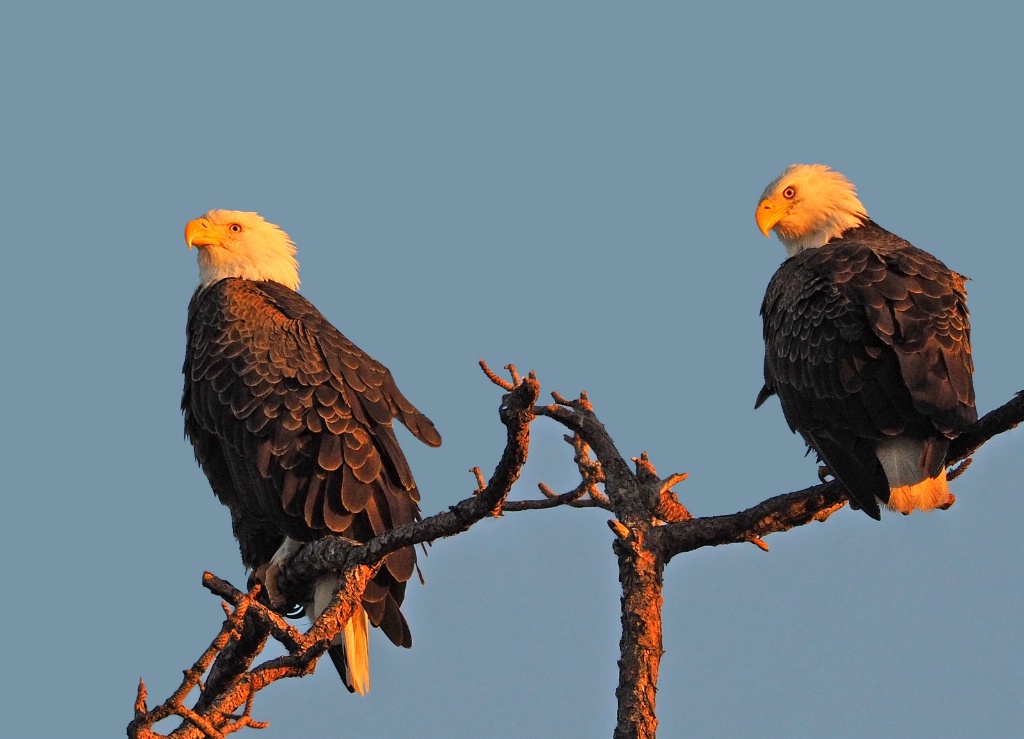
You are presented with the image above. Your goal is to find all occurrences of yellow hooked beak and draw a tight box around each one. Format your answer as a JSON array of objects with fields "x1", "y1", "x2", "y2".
[
  {"x1": 755, "y1": 199, "x2": 785, "y2": 237},
  {"x1": 185, "y1": 218, "x2": 215, "y2": 250}
]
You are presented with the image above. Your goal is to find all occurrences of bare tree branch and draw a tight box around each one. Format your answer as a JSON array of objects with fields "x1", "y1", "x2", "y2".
[
  {"x1": 524, "y1": 379, "x2": 1024, "y2": 739},
  {"x1": 132, "y1": 363, "x2": 1022, "y2": 739},
  {"x1": 650, "y1": 388, "x2": 1024, "y2": 563},
  {"x1": 531, "y1": 392, "x2": 677, "y2": 739},
  {"x1": 501, "y1": 480, "x2": 613, "y2": 512},
  {"x1": 949, "y1": 390, "x2": 1024, "y2": 461}
]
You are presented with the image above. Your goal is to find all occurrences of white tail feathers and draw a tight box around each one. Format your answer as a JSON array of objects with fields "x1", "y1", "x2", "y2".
[
  {"x1": 887, "y1": 474, "x2": 954, "y2": 514},
  {"x1": 876, "y1": 437, "x2": 955, "y2": 514},
  {"x1": 343, "y1": 605, "x2": 371, "y2": 695},
  {"x1": 312, "y1": 575, "x2": 371, "y2": 694}
]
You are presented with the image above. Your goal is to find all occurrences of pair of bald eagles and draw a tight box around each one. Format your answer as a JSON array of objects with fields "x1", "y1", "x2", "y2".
[{"x1": 182, "y1": 164, "x2": 976, "y2": 693}]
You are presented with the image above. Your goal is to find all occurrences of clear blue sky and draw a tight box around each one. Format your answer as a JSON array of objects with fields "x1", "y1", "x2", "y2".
[{"x1": 2, "y1": 3, "x2": 1021, "y2": 737}]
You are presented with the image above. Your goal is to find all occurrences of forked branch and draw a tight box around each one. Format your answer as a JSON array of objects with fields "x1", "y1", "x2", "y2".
[
  {"x1": 512, "y1": 376, "x2": 1022, "y2": 739},
  {"x1": 131, "y1": 363, "x2": 1022, "y2": 739}
]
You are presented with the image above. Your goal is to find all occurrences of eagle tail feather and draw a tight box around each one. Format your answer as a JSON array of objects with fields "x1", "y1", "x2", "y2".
[
  {"x1": 876, "y1": 437, "x2": 955, "y2": 514},
  {"x1": 328, "y1": 647, "x2": 356, "y2": 694},
  {"x1": 887, "y1": 474, "x2": 954, "y2": 515},
  {"x1": 340, "y1": 604, "x2": 371, "y2": 695},
  {"x1": 313, "y1": 576, "x2": 371, "y2": 694}
]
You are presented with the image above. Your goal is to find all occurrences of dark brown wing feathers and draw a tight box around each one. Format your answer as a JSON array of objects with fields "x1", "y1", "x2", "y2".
[
  {"x1": 758, "y1": 220, "x2": 976, "y2": 514},
  {"x1": 183, "y1": 278, "x2": 440, "y2": 647}
]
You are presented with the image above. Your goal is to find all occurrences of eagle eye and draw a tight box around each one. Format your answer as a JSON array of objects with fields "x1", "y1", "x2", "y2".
[
  {"x1": 782, "y1": 186, "x2": 796, "y2": 199},
  {"x1": 229, "y1": 224, "x2": 242, "y2": 233}
]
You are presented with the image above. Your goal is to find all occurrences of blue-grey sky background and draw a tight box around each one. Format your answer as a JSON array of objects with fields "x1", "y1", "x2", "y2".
[{"x1": 2, "y1": 3, "x2": 1021, "y2": 737}]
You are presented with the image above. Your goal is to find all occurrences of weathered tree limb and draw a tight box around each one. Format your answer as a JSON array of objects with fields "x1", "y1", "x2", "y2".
[
  {"x1": 949, "y1": 390, "x2": 1024, "y2": 462},
  {"x1": 131, "y1": 362, "x2": 1022, "y2": 739},
  {"x1": 531, "y1": 391, "x2": 679, "y2": 739},
  {"x1": 522, "y1": 379, "x2": 1023, "y2": 739},
  {"x1": 650, "y1": 389, "x2": 1024, "y2": 563},
  {"x1": 501, "y1": 480, "x2": 612, "y2": 512}
]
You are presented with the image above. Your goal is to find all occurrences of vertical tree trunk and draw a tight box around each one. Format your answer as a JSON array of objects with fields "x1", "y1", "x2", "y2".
[{"x1": 613, "y1": 528, "x2": 664, "y2": 739}]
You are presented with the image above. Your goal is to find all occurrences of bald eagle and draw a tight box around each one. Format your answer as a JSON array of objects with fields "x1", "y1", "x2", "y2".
[
  {"x1": 754, "y1": 165, "x2": 976, "y2": 519},
  {"x1": 183, "y1": 210, "x2": 441, "y2": 693}
]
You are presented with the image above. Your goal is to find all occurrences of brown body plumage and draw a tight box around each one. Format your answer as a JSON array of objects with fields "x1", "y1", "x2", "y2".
[
  {"x1": 755, "y1": 166, "x2": 976, "y2": 519},
  {"x1": 183, "y1": 210, "x2": 441, "y2": 692}
]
